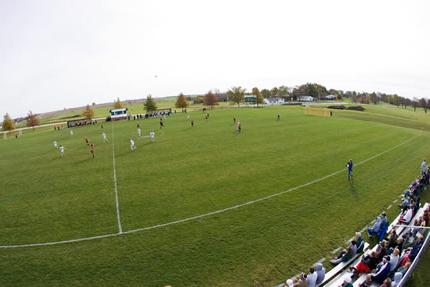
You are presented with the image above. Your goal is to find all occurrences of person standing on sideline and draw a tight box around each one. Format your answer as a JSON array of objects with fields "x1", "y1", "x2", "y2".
[
  {"x1": 421, "y1": 160, "x2": 427, "y2": 176},
  {"x1": 130, "y1": 138, "x2": 136, "y2": 151},
  {"x1": 59, "y1": 145, "x2": 65, "y2": 157},
  {"x1": 102, "y1": 132, "x2": 108, "y2": 142},
  {"x1": 346, "y1": 159, "x2": 354, "y2": 180}
]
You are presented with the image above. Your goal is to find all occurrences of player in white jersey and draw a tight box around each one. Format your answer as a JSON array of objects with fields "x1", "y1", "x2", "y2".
[
  {"x1": 53, "y1": 140, "x2": 58, "y2": 149},
  {"x1": 137, "y1": 127, "x2": 142, "y2": 137},
  {"x1": 130, "y1": 138, "x2": 136, "y2": 151},
  {"x1": 149, "y1": 131, "x2": 155, "y2": 142},
  {"x1": 102, "y1": 132, "x2": 108, "y2": 142},
  {"x1": 59, "y1": 145, "x2": 65, "y2": 157},
  {"x1": 70, "y1": 130, "x2": 74, "y2": 136}
]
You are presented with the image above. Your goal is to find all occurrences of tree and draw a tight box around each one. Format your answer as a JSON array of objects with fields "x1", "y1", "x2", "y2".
[
  {"x1": 82, "y1": 105, "x2": 95, "y2": 119},
  {"x1": 227, "y1": 86, "x2": 246, "y2": 107},
  {"x1": 113, "y1": 98, "x2": 124, "y2": 109},
  {"x1": 144, "y1": 95, "x2": 157, "y2": 112},
  {"x1": 26, "y1": 111, "x2": 39, "y2": 127},
  {"x1": 260, "y1": 89, "x2": 271, "y2": 98},
  {"x1": 270, "y1": 87, "x2": 279, "y2": 97},
  {"x1": 203, "y1": 90, "x2": 219, "y2": 109},
  {"x1": 252, "y1": 87, "x2": 264, "y2": 107},
  {"x1": 2, "y1": 113, "x2": 15, "y2": 131},
  {"x1": 419, "y1": 98, "x2": 428, "y2": 114},
  {"x1": 175, "y1": 93, "x2": 188, "y2": 111}
]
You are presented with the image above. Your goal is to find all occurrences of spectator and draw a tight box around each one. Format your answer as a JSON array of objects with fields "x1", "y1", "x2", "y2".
[
  {"x1": 408, "y1": 233, "x2": 424, "y2": 261},
  {"x1": 387, "y1": 229, "x2": 398, "y2": 249},
  {"x1": 399, "y1": 207, "x2": 413, "y2": 224},
  {"x1": 283, "y1": 279, "x2": 294, "y2": 287},
  {"x1": 315, "y1": 262, "x2": 325, "y2": 285},
  {"x1": 421, "y1": 160, "x2": 427, "y2": 176},
  {"x1": 306, "y1": 268, "x2": 317, "y2": 287},
  {"x1": 371, "y1": 256, "x2": 391, "y2": 284},
  {"x1": 368, "y1": 212, "x2": 388, "y2": 237},
  {"x1": 359, "y1": 274, "x2": 372, "y2": 287},
  {"x1": 340, "y1": 275, "x2": 353, "y2": 287},
  {"x1": 397, "y1": 262, "x2": 411, "y2": 276},
  {"x1": 389, "y1": 248, "x2": 400, "y2": 271},
  {"x1": 355, "y1": 232, "x2": 365, "y2": 253},
  {"x1": 380, "y1": 278, "x2": 392, "y2": 287},
  {"x1": 391, "y1": 272, "x2": 403, "y2": 287},
  {"x1": 330, "y1": 240, "x2": 357, "y2": 265},
  {"x1": 352, "y1": 251, "x2": 378, "y2": 274}
]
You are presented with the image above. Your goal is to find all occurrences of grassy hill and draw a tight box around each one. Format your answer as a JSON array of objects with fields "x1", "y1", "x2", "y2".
[{"x1": 1, "y1": 104, "x2": 430, "y2": 286}]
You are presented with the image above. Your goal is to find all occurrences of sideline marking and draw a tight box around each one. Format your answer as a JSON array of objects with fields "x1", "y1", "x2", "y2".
[
  {"x1": 111, "y1": 123, "x2": 123, "y2": 234},
  {"x1": 0, "y1": 135, "x2": 418, "y2": 249}
]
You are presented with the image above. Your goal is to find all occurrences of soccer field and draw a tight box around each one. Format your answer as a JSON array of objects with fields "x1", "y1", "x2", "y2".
[{"x1": 1, "y1": 105, "x2": 430, "y2": 286}]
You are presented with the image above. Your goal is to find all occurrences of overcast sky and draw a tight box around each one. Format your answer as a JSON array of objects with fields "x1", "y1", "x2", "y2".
[{"x1": 1, "y1": 0, "x2": 429, "y2": 118}]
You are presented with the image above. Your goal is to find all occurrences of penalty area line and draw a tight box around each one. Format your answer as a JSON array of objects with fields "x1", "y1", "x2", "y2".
[{"x1": 0, "y1": 135, "x2": 418, "y2": 249}]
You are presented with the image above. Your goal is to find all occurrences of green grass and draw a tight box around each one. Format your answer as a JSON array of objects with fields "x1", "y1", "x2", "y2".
[{"x1": 1, "y1": 105, "x2": 430, "y2": 286}]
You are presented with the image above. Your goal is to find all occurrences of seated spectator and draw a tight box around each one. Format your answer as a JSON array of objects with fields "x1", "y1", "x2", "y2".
[
  {"x1": 375, "y1": 240, "x2": 389, "y2": 262},
  {"x1": 388, "y1": 248, "x2": 400, "y2": 271},
  {"x1": 370, "y1": 256, "x2": 391, "y2": 284},
  {"x1": 315, "y1": 262, "x2": 325, "y2": 285},
  {"x1": 391, "y1": 272, "x2": 403, "y2": 287},
  {"x1": 394, "y1": 236, "x2": 405, "y2": 254},
  {"x1": 283, "y1": 279, "x2": 293, "y2": 287},
  {"x1": 368, "y1": 212, "x2": 388, "y2": 238},
  {"x1": 340, "y1": 275, "x2": 353, "y2": 287},
  {"x1": 355, "y1": 232, "x2": 365, "y2": 253},
  {"x1": 399, "y1": 207, "x2": 413, "y2": 224},
  {"x1": 352, "y1": 251, "x2": 378, "y2": 274},
  {"x1": 295, "y1": 273, "x2": 307, "y2": 287},
  {"x1": 330, "y1": 240, "x2": 357, "y2": 265},
  {"x1": 306, "y1": 267, "x2": 317, "y2": 287},
  {"x1": 408, "y1": 233, "x2": 424, "y2": 261},
  {"x1": 359, "y1": 274, "x2": 372, "y2": 287},
  {"x1": 380, "y1": 278, "x2": 392, "y2": 287},
  {"x1": 397, "y1": 262, "x2": 411, "y2": 276},
  {"x1": 387, "y1": 229, "x2": 398, "y2": 249}
]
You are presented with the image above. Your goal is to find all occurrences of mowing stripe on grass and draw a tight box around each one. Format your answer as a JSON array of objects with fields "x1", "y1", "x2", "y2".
[
  {"x1": 0, "y1": 135, "x2": 418, "y2": 249},
  {"x1": 111, "y1": 123, "x2": 123, "y2": 234}
]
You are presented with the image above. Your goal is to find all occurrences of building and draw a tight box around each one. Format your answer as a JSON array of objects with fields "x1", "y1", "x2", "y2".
[
  {"x1": 244, "y1": 95, "x2": 257, "y2": 104},
  {"x1": 264, "y1": 97, "x2": 285, "y2": 105},
  {"x1": 297, "y1": 96, "x2": 314, "y2": 102}
]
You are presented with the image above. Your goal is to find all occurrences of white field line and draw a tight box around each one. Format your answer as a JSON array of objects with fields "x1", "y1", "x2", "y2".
[
  {"x1": 111, "y1": 124, "x2": 123, "y2": 234},
  {"x1": 0, "y1": 135, "x2": 418, "y2": 249}
]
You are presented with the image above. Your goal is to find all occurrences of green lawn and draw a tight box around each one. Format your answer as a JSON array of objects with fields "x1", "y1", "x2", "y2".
[{"x1": 1, "y1": 105, "x2": 430, "y2": 286}]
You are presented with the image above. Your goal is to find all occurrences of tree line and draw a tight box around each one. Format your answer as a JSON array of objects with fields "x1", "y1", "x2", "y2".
[{"x1": 2, "y1": 83, "x2": 429, "y2": 131}]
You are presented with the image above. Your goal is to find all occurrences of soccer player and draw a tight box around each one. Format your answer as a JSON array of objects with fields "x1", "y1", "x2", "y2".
[
  {"x1": 90, "y1": 144, "x2": 95, "y2": 158},
  {"x1": 53, "y1": 140, "x2": 58, "y2": 149},
  {"x1": 160, "y1": 118, "x2": 164, "y2": 129},
  {"x1": 59, "y1": 145, "x2": 65, "y2": 157},
  {"x1": 137, "y1": 127, "x2": 142, "y2": 137},
  {"x1": 236, "y1": 121, "x2": 241, "y2": 134},
  {"x1": 70, "y1": 130, "x2": 74, "y2": 136},
  {"x1": 277, "y1": 114, "x2": 280, "y2": 121},
  {"x1": 85, "y1": 137, "x2": 89, "y2": 146},
  {"x1": 149, "y1": 131, "x2": 155, "y2": 142},
  {"x1": 102, "y1": 132, "x2": 108, "y2": 142},
  {"x1": 191, "y1": 120, "x2": 194, "y2": 127},
  {"x1": 346, "y1": 159, "x2": 353, "y2": 180},
  {"x1": 130, "y1": 138, "x2": 136, "y2": 151}
]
